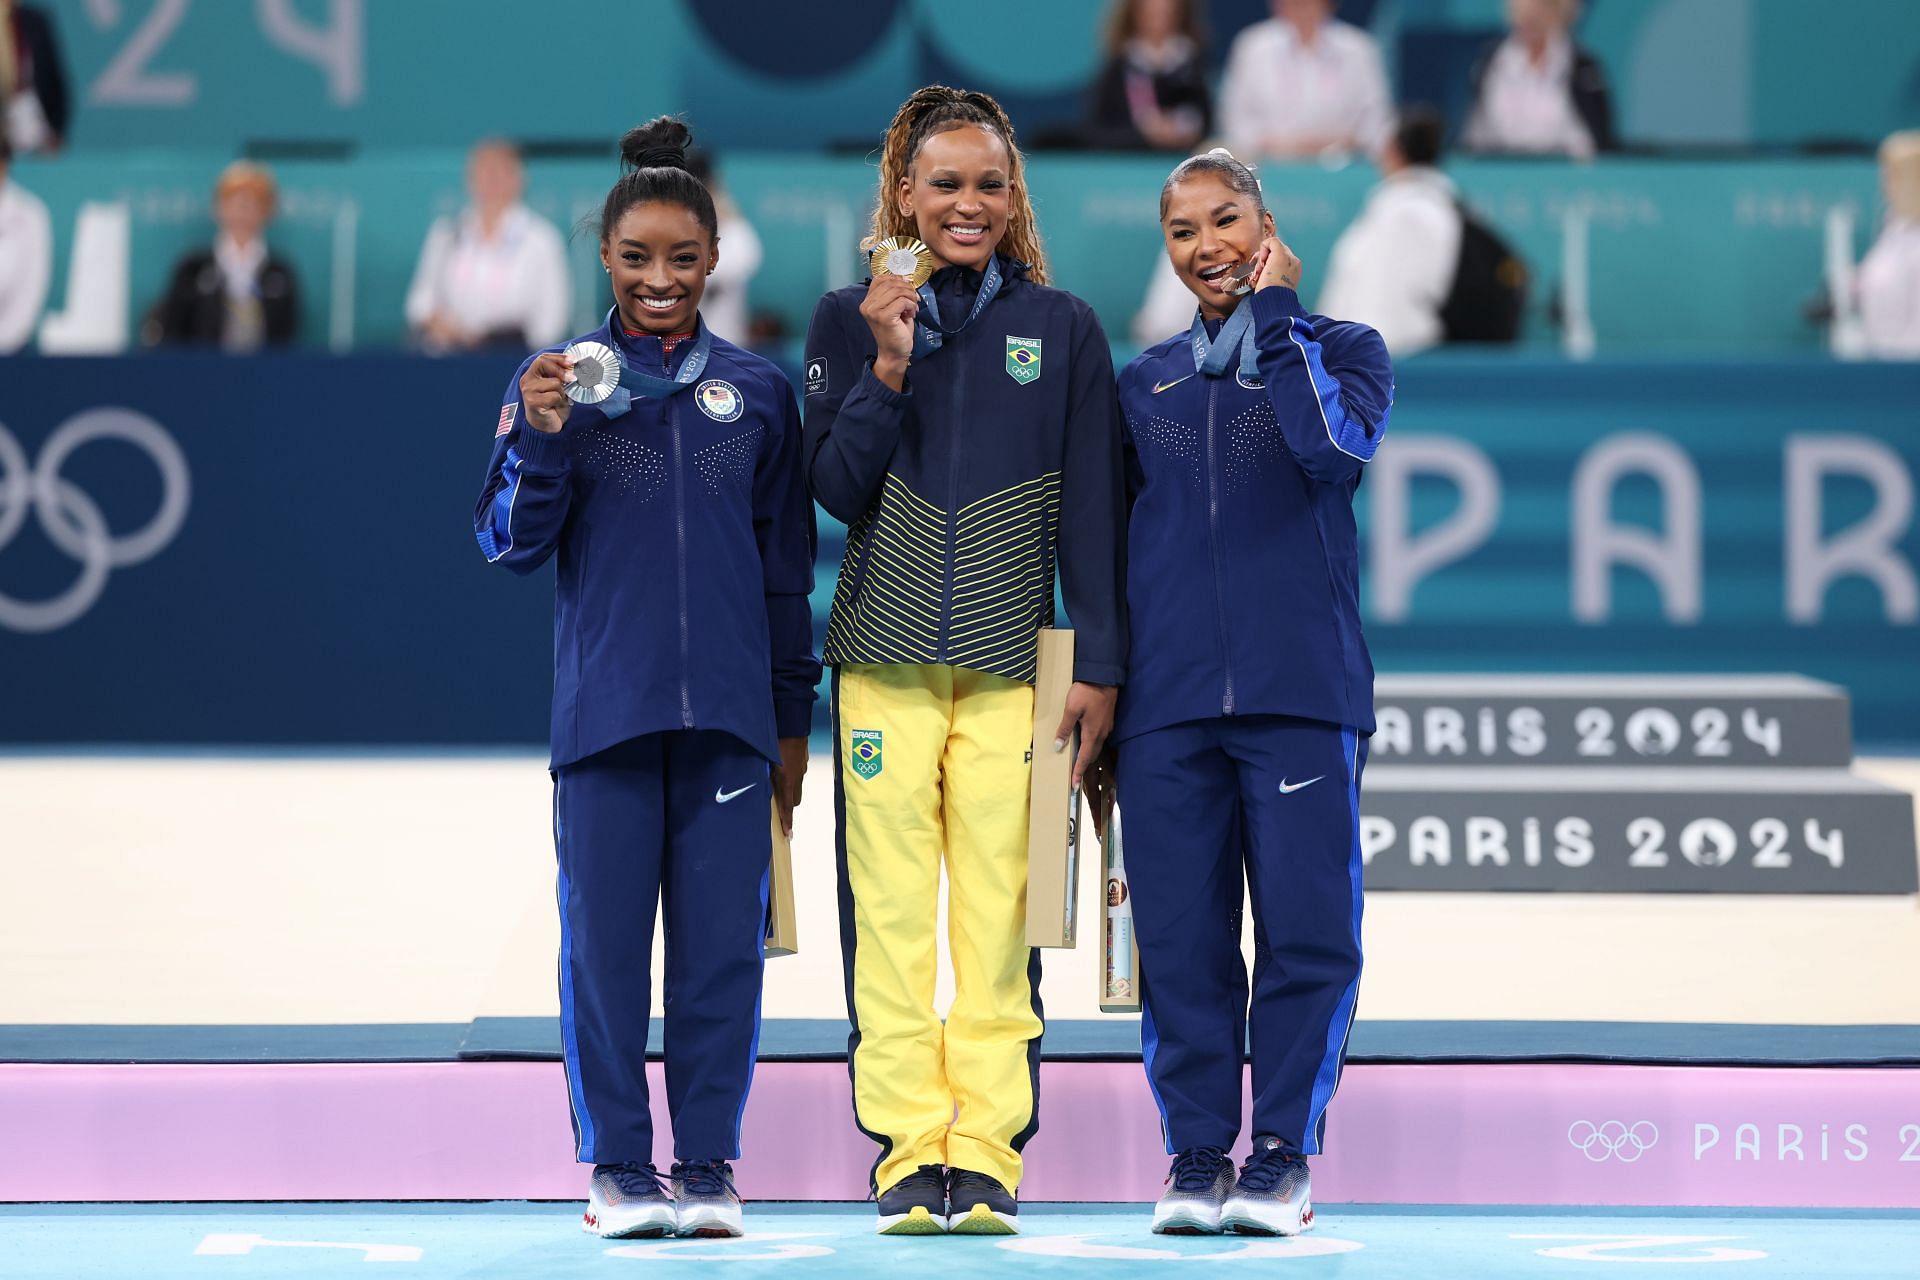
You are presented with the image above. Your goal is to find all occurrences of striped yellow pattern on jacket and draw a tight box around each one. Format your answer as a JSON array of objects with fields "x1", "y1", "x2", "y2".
[{"x1": 824, "y1": 471, "x2": 1062, "y2": 683}]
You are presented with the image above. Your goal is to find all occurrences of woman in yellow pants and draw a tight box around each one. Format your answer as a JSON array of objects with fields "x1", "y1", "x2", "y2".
[{"x1": 801, "y1": 85, "x2": 1128, "y2": 1235}]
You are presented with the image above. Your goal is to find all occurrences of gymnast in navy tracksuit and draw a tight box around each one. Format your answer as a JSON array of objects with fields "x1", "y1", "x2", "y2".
[
  {"x1": 474, "y1": 119, "x2": 819, "y2": 1240},
  {"x1": 1111, "y1": 149, "x2": 1391, "y2": 1237}
]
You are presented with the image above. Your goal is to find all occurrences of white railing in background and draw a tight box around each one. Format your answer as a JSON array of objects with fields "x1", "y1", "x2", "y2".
[{"x1": 1560, "y1": 202, "x2": 1596, "y2": 361}]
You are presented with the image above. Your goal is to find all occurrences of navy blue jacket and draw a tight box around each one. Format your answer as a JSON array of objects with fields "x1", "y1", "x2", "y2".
[
  {"x1": 1116, "y1": 286, "x2": 1391, "y2": 741},
  {"x1": 804, "y1": 257, "x2": 1127, "y2": 687},
  {"x1": 475, "y1": 317, "x2": 821, "y2": 769}
]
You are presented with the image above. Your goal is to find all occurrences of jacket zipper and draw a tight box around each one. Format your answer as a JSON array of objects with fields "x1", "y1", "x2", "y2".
[
  {"x1": 670, "y1": 392, "x2": 693, "y2": 729},
  {"x1": 1206, "y1": 379, "x2": 1235, "y2": 715},
  {"x1": 941, "y1": 351, "x2": 963, "y2": 664}
]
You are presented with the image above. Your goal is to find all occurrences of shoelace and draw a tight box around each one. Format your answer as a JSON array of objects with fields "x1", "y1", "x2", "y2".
[
  {"x1": 675, "y1": 1160, "x2": 737, "y2": 1198},
  {"x1": 604, "y1": 1163, "x2": 670, "y2": 1198},
  {"x1": 948, "y1": 1169, "x2": 1005, "y2": 1201},
  {"x1": 1166, "y1": 1147, "x2": 1229, "y2": 1192},
  {"x1": 1235, "y1": 1145, "x2": 1306, "y2": 1194}
]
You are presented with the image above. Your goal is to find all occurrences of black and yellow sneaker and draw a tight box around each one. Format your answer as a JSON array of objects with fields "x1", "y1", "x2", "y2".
[
  {"x1": 876, "y1": 1164, "x2": 948, "y2": 1236},
  {"x1": 946, "y1": 1167, "x2": 1019, "y2": 1235}
]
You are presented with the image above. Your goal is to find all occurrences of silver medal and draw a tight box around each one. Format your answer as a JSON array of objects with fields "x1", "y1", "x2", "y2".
[{"x1": 563, "y1": 341, "x2": 621, "y2": 404}]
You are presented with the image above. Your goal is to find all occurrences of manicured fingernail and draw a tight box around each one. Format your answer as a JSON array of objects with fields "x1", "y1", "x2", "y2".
[{"x1": 1053, "y1": 738, "x2": 1066, "y2": 752}]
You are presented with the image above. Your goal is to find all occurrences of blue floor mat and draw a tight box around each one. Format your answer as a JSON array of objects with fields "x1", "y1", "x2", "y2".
[{"x1": 4, "y1": 1203, "x2": 1917, "y2": 1279}]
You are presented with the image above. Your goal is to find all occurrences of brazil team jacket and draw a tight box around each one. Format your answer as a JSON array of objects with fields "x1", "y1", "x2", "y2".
[
  {"x1": 1115, "y1": 286, "x2": 1392, "y2": 741},
  {"x1": 474, "y1": 317, "x2": 821, "y2": 769},
  {"x1": 803, "y1": 257, "x2": 1127, "y2": 687}
]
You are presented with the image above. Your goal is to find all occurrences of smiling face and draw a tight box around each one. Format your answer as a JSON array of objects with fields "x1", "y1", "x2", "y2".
[
  {"x1": 600, "y1": 201, "x2": 716, "y2": 335},
  {"x1": 900, "y1": 123, "x2": 1013, "y2": 273},
  {"x1": 1161, "y1": 171, "x2": 1274, "y2": 322}
]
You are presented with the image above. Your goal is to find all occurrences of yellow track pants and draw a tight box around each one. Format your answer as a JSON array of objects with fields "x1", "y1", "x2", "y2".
[{"x1": 832, "y1": 662, "x2": 1043, "y2": 1195}]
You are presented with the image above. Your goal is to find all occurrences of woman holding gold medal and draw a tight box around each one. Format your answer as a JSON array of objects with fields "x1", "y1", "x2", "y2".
[
  {"x1": 1113, "y1": 148, "x2": 1391, "y2": 1238},
  {"x1": 802, "y1": 85, "x2": 1127, "y2": 1236}
]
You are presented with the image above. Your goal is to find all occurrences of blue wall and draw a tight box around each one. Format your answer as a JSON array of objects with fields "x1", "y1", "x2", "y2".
[
  {"x1": 39, "y1": 0, "x2": 1920, "y2": 152},
  {"x1": 2, "y1": 355, "x2": 1916, "y2": 747}
]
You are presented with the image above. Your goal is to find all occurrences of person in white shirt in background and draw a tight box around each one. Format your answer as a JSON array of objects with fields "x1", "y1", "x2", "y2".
[
  {"x1": 1858, "y1": 130, "x2": 1920, "y2": 360},
  {"x1": 1217, "y1": 0, "x2": 1392, "y2": 160},
  {"x1": 405, "y1": 139, "x2": 569, "y2": 353},
  {"x1": 686, "y1": 147, "x2": 762, "y2": 346},
  {"x1": 1317, "y1": 107, "x2": 1461, "y2": 357},
  {"x1": 1461, "y1": 0, "x2": 1615, "y2": 159},
  {"x1": 0, "y1": 127, "x2": 51, "y2": 351}
]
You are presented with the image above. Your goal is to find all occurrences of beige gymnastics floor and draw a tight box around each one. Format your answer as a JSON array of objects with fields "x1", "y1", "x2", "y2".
[{"x1": 2, "y1": 755, "x2": 1917, "y2": 1026}]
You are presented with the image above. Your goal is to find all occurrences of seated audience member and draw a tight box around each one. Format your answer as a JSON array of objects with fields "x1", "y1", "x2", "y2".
[
  {"x1": 1462, "y1": 0, "x2": 1615, "y2": 159},
  {"x1": 1859, "y1": 130, "x2": 1920, "y2": 360},
  {"x1": 0, "y1": 127, "x2": 50, "y2": 351},
  {"x1": 1218, "y1": 0, "x2": 1392, "y2": 159},
  {"x1": 1317, "y1": 108, "x2": 1462, "y2": 356},
  {"x1": 145, "y1": 161, "x2": 298, "y2": 350},
  {"x1": 1, "y1": 1, "x2": 68, "y2": 156},
  {"x1": 1132, "y1": 250, "x2": 1195, "y2": 346},
  {"x1": 1086, "y1": 0, "x2": 1212, "y2": 152},
  {"x1": 405, "y1": 139, "x2": 569, "y2": 353},
  {"x1": 686, "y1": 147, "x2": 762, "y2": 346}
]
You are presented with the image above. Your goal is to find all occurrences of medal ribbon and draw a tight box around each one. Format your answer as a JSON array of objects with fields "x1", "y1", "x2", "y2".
[
  {"x1": 597, "y1": 309, "x2": 714, "y2": 419},
  {"x1": 1188, "y1": 302, "x2": 1261, "y2": 384},
  {"x1": 911, "y1": 255, "x2": 1005, "y2": 359}
]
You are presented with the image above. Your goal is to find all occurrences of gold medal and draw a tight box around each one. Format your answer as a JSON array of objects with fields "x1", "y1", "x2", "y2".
[{"x1": 869, "y1": 237, "x2": 935, "y2": 289}]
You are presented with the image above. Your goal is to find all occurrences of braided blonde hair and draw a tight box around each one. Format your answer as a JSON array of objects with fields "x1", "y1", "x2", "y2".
[{"x1": 867, "y1": 85, "x2": 1049, "y2": 285}]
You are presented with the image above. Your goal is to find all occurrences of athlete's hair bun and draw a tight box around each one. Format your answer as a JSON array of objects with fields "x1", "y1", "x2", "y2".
[{"x1": 620, "y1": 117, "x2": 693, "y2": 173}]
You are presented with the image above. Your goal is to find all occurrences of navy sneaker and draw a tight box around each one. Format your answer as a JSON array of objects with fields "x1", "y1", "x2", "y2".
[
  {"x1": 584, "y1": 1162, "x2": 675, "y2": 1238},
  {"x1": 671, "y1": 1160, "x2": 743, "y2": 1238},
  {"x1": 1152, "y1": 1146, "x2": 1234, "y2": 1234},
  {"x1": 946, "y1": 1167, "x2": 1019, "y2": 1235},
  {"x1": 1221, "y1": 1137, "x2": 1313, "y2": 1236},
  {"x1": 876, "y1": 1164, "x2": 948, "y2": 1236}
]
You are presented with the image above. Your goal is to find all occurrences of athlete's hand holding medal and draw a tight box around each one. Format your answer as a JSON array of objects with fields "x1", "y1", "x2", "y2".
[
  {"x1": 862, "y1": 237, "x2": 933, "y2": 391},
  {"x1": 518, "y1": 352, "x2": 577, "y2": 435},
  {"x1": 1247, "y1": 234, "x2": 1303, "y2": 295}
]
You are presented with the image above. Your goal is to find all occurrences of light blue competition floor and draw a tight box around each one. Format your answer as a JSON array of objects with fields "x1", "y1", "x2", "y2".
[{"x1": 4, "y1": 1204, "x2": 1919, "y2": 1279}]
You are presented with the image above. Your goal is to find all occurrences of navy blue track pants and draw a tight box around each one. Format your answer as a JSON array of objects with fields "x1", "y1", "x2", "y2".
[
  {"x1": 552, "y1": 729, "x2": 771, "y2": 1166},
  {"x1": 1116, "y1": 715, "x2": 1366, "y2": 1156}
]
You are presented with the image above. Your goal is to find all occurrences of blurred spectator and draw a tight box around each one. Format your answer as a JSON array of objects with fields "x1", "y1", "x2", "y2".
[
  {"x1": 1859, "y1": 130, "x2": 1920, "y2": 359},
  {"x1": 1317, "y1": 108, "x2": 1462, "y2": 356},
  {"x1": 1085, "y1": 0, "x2": 1212, "y2": 152},
  {"x1": 686, "y1": 148, "x2": 762, "y2": 346},
  {"x1": 1132, "y1": 249, "x2": 1195, "y2": 346},
  {"x1": 1, "y1": 1, "x2": 68, "y2": 156},
  {"x1": 1218, "y1": 0, "x2": 1392, "y2": 160},
  {"x1": 144, "y1": 161, "x2": 299, "y2": 350},
  {"x1": 0, "y1": 126, "x2": 50, "y2": 351},
  {"x1": 1461, "y1": 0, "x2": 1615, "y2": 159},
  {"x1": 405, "y1": 140, "x2": 569, "y2": 353}
]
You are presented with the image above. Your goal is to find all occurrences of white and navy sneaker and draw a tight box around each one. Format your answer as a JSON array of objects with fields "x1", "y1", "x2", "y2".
[
  {"x1": 1221, "y1": 1137, "x2": 1313, "y2": 1236},
  {"x1": 671, "y1": 1160, "x2": 744, "y2": 1238},
  {"x1": 876, "y1": 1164, "x2": 948, "y2": 1236},
  {"x1": 1152, "y1": 1147, "x2": 1235, "y2": 1234},
  {"x1": 583, "y1": 1162, "x2": 676, "y2": 1239},
  {"x1": 946, "y1": 1167, "x2": 1019, "y2": 1235}
]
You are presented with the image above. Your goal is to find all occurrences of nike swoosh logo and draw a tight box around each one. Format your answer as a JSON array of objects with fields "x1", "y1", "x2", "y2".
[
  {"x1": 1277, "y1": 776, "x2": 1325, "y2": 794},
  {"x1": 1152, "y1": 373, "x2": 1194, "y2": 394},
  {"x1": 715, "y1": 784, "x2": 758, "y2": 804}
]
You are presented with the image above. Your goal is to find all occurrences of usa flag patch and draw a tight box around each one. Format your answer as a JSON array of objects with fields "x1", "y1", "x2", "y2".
[{"x1": 495, "y1": 404, "x2": 516, "y2": 437}]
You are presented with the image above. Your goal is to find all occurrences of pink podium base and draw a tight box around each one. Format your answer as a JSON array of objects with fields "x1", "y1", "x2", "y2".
[{"x1": 3, "y1": 1061, "x2": 1917, "y2": 1208}]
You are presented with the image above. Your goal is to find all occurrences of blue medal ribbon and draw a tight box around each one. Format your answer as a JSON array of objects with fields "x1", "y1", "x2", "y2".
[
  {"x1": 1188, "y1": 302, "x2": 1261, "y2": 384},
  {"x1": 596, "y1": 308, "x2": 714, "y2": 420},
  {"x1": 911, "y1": 255, "x2": 1005, "y2": 360}
]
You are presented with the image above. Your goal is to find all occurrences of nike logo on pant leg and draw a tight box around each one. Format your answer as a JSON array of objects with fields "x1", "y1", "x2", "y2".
[
  {"x1": 1277, "y1": 776, "x2": 1324, "y2": 794},
  {"x1": 716, "y1": 784, "x2": 758, "y2": 804}
]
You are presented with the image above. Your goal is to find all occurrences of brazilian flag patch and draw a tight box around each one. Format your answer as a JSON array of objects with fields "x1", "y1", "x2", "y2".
[
  {"x1": 1006, "y1": 335, "x2": 1042, "y2": 385},
  {"x1": 851, "y1": 729, "x2": 883, "y2": 779}
]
